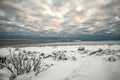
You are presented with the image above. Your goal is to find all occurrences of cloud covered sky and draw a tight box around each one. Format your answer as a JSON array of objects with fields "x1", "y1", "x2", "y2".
[{"x1": 0, "y1": 0, "x2": 120, "y2": 40}]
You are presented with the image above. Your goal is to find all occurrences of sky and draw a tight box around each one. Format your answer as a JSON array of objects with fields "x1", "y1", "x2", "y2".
[{"x1": 0, "y1": 0, "x2": 120, "y2": 40}]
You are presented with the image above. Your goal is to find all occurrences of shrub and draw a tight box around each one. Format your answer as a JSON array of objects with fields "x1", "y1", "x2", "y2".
[
  {"x1": 88, "y1": 51, "x2": 96, "y2": 55},
  {"x1": 52, "y1": 51, "x2": 68, "y2": 61},
  {"x1": 97, "y1": 48, "x2": 103, "y2": 52},
  {"x1": 103, "y1": 49, "x2": 111, "y2": 55},
  {"x1": 71, "y1": 56, "x2": 77, "y2": 61},
  {"x1": 115, "y1": 55, "x2": 120, "y2": 60},
  {"x1": 78, "y1": 46, "x2": 85, "y2": 51},
  {"x1": 107, "y1": 56, "x2": 116, "y2": 62},
  {"x1": 0, "y1": 48, "x2": 52, "y2": 80},
  {"x1": 0, "y1": 56, "x2": 6, "y2": 69}
]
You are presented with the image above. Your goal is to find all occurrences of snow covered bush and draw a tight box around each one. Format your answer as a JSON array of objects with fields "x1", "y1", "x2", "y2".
[
  {"x1": 78, "y1": 46, "x2": 85, "y2": 51},
  {"x1": 0, "y1": 56, "x2": 6, "y2": 69},
  {"x1": 88, "y1": 48, "x2": 104, "y2": 56},
  {"x1": 52, "y1": 51, "x2": 68, "y2": 61},
  {"x1": 107, "y1": 56, "x2": 116, "y2": 62},
  {"x1": 71, "y1": 56, "x2": 77, "y2": 61},
  {"x1": 0, "y1": 48, "x2": 52, "y2": 80},
  {"x1": 104, "y1": 55, "x2": 120, "y2": 62}
]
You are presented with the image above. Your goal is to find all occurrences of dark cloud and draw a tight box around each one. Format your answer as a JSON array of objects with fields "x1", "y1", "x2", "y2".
[{"x1": 0, "y1": 0, "x2": 120, "y2": 40}]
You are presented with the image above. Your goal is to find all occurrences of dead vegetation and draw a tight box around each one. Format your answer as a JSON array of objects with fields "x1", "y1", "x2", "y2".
[{"x1": 0, "y1": 48, "x2": 52, "y2": 80}]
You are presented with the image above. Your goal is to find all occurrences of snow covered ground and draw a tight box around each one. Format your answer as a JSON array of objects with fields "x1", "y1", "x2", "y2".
[{"x1": 0, "y1": 44, "x2": 120, "y2": 80}]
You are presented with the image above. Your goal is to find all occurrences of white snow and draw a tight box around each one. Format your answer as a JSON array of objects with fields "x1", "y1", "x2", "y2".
[
  {"x1": 0, "y1": 44, "x2": 120, "y2": 80},
  {"x1": 35, "y1": 61, "x2": 80, "y2": 80}
]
